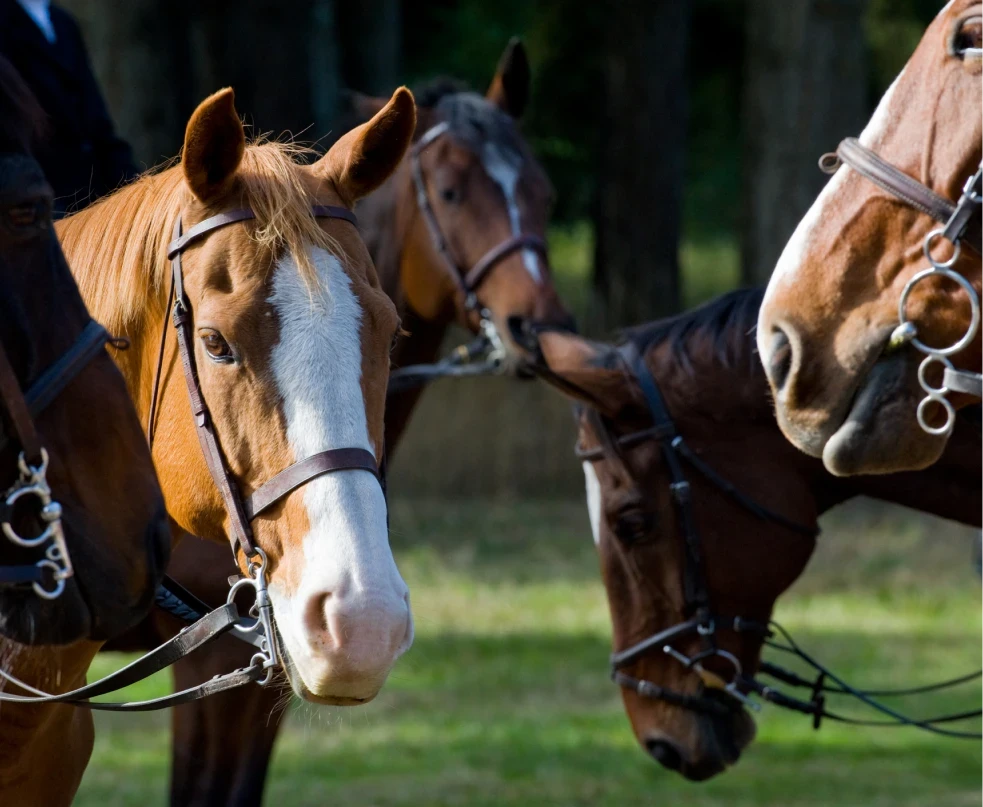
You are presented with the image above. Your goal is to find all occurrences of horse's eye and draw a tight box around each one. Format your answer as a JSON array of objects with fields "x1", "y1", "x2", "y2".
[
  {"x1": 200, "y1": 329, "x2": 234, "y2": 363},
  {"x1": 953, "y1": 15, "x2": 982, "y2": 56},
  {"x1": 614, "y1": 508, "x2": 654, "y2": 544},
  {"x1": 440, "y1": 186, "x2": 459, "y2": 204}
]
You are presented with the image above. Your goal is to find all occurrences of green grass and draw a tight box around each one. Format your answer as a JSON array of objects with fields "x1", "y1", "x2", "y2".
[{"x1": 76, "y1": 498, "x2": 980, "y2": 806}]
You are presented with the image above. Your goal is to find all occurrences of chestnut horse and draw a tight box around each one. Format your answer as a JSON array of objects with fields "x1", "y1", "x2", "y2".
[
  {"x1": 758, "y1": 1, "x2": 982, "y2": 475},
  {"x1": 55, "y1": 86, "x2": 418, "y2": 710},
  {"x1": 0, "y1": 56, "x2": 168, "y2": 805},
  {"x1": 531, "y1": 288, "x2": 980, "y2": 781},
  {"x1": 107, "y1": 40, "x2": 574, "y2": 807}
]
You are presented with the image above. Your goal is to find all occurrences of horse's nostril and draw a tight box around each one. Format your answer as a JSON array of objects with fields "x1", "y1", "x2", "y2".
[
  {"x1": 646, "y1": 738, "x2": 683, "y2": 772},
  {"x1": 767, "y1": 326, "x2": 793, "y2": 392}
]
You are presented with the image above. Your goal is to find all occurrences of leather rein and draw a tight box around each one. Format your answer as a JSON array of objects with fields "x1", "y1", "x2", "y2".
[
  {"x1": 0, "y1": 204, "x2": 387, "y2": 711},
  {"x1": 574, "y1": 340, "x2": 981, "y2": 736},
  {"x1": 0, "y1": 320, "x2": 119, "y2": 599},
  {"x1": 388, "y1": 121, "x2": 550, "y2": 395},
  {"x1": 821, "y1": 137, "x2": 983, "y2": 436}
]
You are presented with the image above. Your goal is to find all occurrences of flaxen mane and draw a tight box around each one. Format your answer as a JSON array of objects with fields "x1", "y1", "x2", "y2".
[{"x1": 57, "y1": 141, "x2": 341, "y2": 336}]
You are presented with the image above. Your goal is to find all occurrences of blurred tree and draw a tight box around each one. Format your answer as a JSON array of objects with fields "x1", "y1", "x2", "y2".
[
  {"x1": 592, "y1": 0, "x2": 691, "y2": 328},
  {"x1": 59, "y1": 0, "x2": 189, "y2": 167},
  {"x1": 740, "y1": 0, "x2": 868, "y2": 285}
]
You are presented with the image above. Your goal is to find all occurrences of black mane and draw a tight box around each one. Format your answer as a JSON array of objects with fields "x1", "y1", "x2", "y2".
[
  {"x1": 624, "y1": 287, "x2": 766, "y2": 375},
  {"x1": 411, "y1": 76, "x2": 471, "y2": 109},
  {"x1": 0, "y1": 55, "x2": 46, "y2": 155}
]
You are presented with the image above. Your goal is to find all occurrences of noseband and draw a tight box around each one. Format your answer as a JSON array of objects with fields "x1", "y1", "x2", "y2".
[
  {"x1": 0, "y1": 320, "x2": 119, "y2": 599},
  {"x1": 389, "y1": 122, "x2": 551, "y2": 393},
  {"x1": 576, "y1": 341, "x2": 817, "y2": 716},
  {"x1": 820, "y1": 138, "x2": 983, "y2": 436}
]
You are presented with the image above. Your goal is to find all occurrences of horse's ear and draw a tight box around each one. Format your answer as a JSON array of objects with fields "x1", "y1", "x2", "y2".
[
  {"x1": 486, "y1": 37, "x2": 530, "y2": 119},
  {"x1": 182, "y1": 88, "x2": 245, "y2": 203},
  {"x1": 317, "y1": 86, "x2": 417, "y2": 205},
  {"x1": 533, "y1": 329, "x2": 627, "y2": 417}
]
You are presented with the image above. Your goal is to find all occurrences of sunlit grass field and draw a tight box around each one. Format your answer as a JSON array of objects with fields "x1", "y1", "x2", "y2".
[{"x1": 78, "y1": 497, "x2": 981, "y2": 807}]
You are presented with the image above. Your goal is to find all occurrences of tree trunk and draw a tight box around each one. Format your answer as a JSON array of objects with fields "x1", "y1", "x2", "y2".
[
  {"x1": 741, "y1": 0, "x2": 868, "y2": 285},
  {"x1": 592, "y1": 0, "x2": 691, "y2": 329},
  {"x1": 59, "y1": 0, "x2": 190, "y2": 167}
]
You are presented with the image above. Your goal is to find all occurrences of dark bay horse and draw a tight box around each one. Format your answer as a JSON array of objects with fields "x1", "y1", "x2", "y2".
[
  {"x1": 531, "y1": 288, "x2": 980, "y2": 781},
  {"x1": 758, "y1": 0, "x2": 982, "y2": 475},
  {"x1": 0, "y1": 55, "x2": 168, "y2": 805},
  {"x1": 107, "y1": 40, "x2": 574, "y2": 807},
  {"x1": 58, "y1": 86, "x2": 417, "y2": 706}
]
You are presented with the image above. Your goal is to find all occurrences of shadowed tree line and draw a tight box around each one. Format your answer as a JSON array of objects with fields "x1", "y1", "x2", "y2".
[{"x1": 62, "y1": 0, "x2": 941, "y2": 329}]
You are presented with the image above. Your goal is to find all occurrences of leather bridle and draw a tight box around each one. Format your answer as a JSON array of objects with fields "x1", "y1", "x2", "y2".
[
  {"x1": 389, "y1": 121, "x2": 551, "y2": 393},
  {"x1": 820, "y1": 137, "x2": 983, "y2": 436},
  {"x1": 570, "y1": 339, "x2": 981, "y2": 736},
  {"x1": 0, "y1": 319, "x2": 119, "y2": 599},
  {"x1": 148, "y1": 204, "x2": 385, "y2": 562},
  {"x1": 576, "y1": 340, "x2": 816, "y2": 716},
  {"x1": 0, "y1": 203, "x2": 389, "y2": 710}
]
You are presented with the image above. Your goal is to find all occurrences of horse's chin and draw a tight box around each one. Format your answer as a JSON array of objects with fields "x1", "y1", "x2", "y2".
[
  {"x1": 822, "y1": 353, "x2": 947, "y2": 476},
  {"x1": 275, "y1": 629, "x2": 381, "y2": 706}
]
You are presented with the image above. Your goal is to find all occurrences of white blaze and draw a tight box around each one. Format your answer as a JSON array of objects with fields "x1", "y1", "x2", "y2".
[
  {"x1": 583, "y1": 462, "x2": 603, "y2": 546},
  {"x1": 267, "y1": 248, "x2": 410, "y2": 680},
  {"x1": 482, "y1": 142, "x2": 543, "y2": 283}
]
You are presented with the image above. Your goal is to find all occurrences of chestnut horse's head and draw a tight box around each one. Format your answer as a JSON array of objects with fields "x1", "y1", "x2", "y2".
[
  {"x1": 758, "y1": 1, "x2": 982, "y2": 475},
  {"x1": 527, "y1": 290, "x2": 981, "y2": 780},
  {"x1": 354, "y1": 39, "x2": 574, "y2": 362},
  {"x1": 59, "y1": 88, "x2": 416, "y2": 704},
  {"x1": 0, "y1": 56, "x2": 168, "y2": 645}
]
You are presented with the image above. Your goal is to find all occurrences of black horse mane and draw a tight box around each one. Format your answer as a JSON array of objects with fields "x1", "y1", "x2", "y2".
[
  {"x1": 623, "y1": 287, "x2": 766, "y2": 376},
  {"x1": 0, "y1": 55, "x2": 46, "y2": 154},
  {"x1": 412, "y1": 76, "x2": 471, "y2": 109}
]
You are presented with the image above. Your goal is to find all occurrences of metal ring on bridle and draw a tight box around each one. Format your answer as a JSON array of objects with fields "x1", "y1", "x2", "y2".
[
  {"x1": 923, "y1": 228, "x2": 962, "y2": 268},
  {"x1": 898, "y1": 266, "x2": 980, "y2": 357},
  {"x1": 915, "y1": 355, "x2": 957, "y2": 436}
]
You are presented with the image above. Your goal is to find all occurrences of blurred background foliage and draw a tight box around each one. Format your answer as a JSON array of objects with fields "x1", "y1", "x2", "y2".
[{"x1": 60, "y1": 0, "x2": 944, "y2": 495}]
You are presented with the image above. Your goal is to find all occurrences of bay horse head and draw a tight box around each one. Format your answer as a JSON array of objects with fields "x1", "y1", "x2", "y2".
[
  {"x1": 353, "y1": 39, "x2": 573, "y2": 365},
  {"x1": 758, "y1": 1, "x2": 982, "y2": 475},
  {"x1": 0, "y1": 55, "x2": 168, "y2": 645},
  {"x1": 58, "y1": 88, "x2": 416, "y2": 704},
  {"x1": 526, "y1": 290, "x2": 980, "y2": 780}
]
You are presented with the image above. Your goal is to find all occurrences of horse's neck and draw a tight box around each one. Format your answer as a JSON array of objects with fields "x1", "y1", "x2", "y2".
[
  {"x1": 358, "y1": 163, "x2": 409, "y2": 305},
  {"x1": 359, "y1": 159, "x2": 456, "y2": 454},
  {"x1": 385, "y1": 307, "x2": 449, "y2": 454}
]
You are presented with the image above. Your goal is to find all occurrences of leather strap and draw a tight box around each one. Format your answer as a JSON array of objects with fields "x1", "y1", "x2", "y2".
[
  {"x1": 0, "y1": 564, "x2": 44, "y2": 587},
  {"x1": 156, "y1": 204, "x2": 381, "y2": 562},
  {"x1": 0, "y1": 340, "x2": 42, "y2": 464},
  {"x1": 0, "y1": 603, "x2": 240, "y2": 706},
  {"x1": 463, "y1": 234, "x2": 548, "y2": 292},
  {"x1": 0, "y1": 320, "x2": 113, "y2": 461},
  {"x1": 168, "y1": 215, "x2": 257, "y2": 557},
  {"x1": 245, "y1": 447, "x2": 379, "y2": 519},
  {"x1": 829, "y1": 138, "x2": 982, "y2": 255}
]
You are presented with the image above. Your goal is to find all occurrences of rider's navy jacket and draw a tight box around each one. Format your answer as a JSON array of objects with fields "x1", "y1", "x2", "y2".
[{"x1": 0, "y1": 1, "x2": 139, "y2": 214}]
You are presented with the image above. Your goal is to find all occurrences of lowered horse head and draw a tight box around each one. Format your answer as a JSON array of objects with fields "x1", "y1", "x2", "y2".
[
  {"x1": 0, "y1": 55, "x2": 168, "y2": 645},
  {"x1": 527, "y1": 289, "x2": 981, "y2": 780},
  {"x1": 58, "y1": 87, "x2": 417, "y2": 704},
  {"x1": 758, "y1": 1, "x2": 982, "y2": 475},
  {"x1": 353, "y1": 39, "x2": 573, "y2": 366}
]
